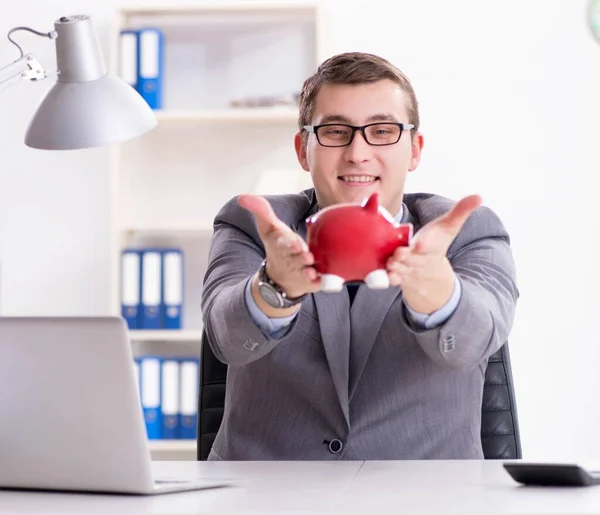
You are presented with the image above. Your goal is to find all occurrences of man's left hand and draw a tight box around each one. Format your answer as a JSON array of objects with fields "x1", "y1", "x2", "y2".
[{"x1": 386, "y1": 195, "x2": 482, "y2": 314}]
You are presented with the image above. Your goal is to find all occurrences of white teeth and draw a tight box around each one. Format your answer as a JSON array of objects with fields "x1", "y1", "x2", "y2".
[{"x1": 340, "y1": 176, "x2": 377, "y2": 182}]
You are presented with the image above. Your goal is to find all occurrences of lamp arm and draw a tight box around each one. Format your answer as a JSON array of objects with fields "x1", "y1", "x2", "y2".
[
  {"x1": 0, "y1": 54, "x2": 47, "y2": 93},
  {"x1": 0, "y1": 25, "x2": 58, "y2": 93}
]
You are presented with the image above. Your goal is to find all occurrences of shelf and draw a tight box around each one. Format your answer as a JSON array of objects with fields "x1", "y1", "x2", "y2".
[
  {"x1": 123, "y1": 225, "x2": 214, "y2": 236},
  {"x1": 154, "y1": 107, "x2": 299, "y2": 124},
  {"x1": 149, "y1": 440, "x2": 196, "y2": 452},
  {"x1": 119, "y1": 2, "x2": 319, "y2": 17},
  {"x1": 129, "y1": 330, "x2": 204, "y2": 342}
]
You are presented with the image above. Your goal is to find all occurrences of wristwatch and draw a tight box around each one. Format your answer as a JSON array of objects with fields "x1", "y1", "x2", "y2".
[{"x1": 257, "y1": 259, "x2": 306, "y2": 309}]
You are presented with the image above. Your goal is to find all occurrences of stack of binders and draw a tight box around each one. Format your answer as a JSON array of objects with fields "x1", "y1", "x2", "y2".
[
  {"x1": 119, "y1": 27, "x2": 164, "y2": 109},
  {"x1": 121, "y1": 248, "x2": 184, "y2": 330},
  {"x1": 133, "y1": 356, "x2": 199, "y2": 440}
]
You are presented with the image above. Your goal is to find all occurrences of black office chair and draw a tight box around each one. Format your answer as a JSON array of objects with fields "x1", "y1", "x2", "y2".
[
  {"x1": 197, "y1": 331, "x2": 228, "y2": 461},
  {"x1": 196, "y1": 331, "x2": 522, "y2": 460}
]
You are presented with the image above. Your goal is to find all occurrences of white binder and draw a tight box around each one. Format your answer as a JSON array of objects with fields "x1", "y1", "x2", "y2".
[
  {"x1": 161, "y1": 359, "x2": 180, "y2": 439},
  {"x1": 141, "y1": 250, "x2": 162, "y2": 329},
  {"x1": 121, "y1": 250, "x2": 141, "y2": 329},
  {"x1": 119, "y1": 30, "x2": 138, "y2": 89}
]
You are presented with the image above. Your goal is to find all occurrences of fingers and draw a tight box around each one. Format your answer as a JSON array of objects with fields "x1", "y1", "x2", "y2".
[
  {"x1": 390, "y1": 246, "x2": 411, "y2": 262},
  {"x1": 387, "y1": 254, "x2": 411, "y2": 286},
  {"x1": 266, "y1": 229, "x2": 317, "y2": 298},
  {"x1": 387, "y1": 259, "x2": 411, "y2": 276},
  {"x1": 304, "y1": 267, "x2": 319, "y2": 282},
  {"x1": 238, "y1": 194, "x2": 289, "y2": 236},
  {"x1": 438, "y1": 194, "x2": 482, "y2": 235},
  {"x1": 264, "y1": 250, "x2": 319, "y2": 298},
  {"x1": 387, "y1": 250, "x2": 445, "y2": 287},
  {"x1": 388, "y1": 271, "x2": 403, "y2": 287},
  {"x1": 277, "y1": 250, "x2": 315, "y2": 271},
  {"x1": 302, "y1": 267, "x2": 322, "y2": 294},
  {"x1": 239, "y1": 194, "x2": 318, "y2": 296},
  {"x1": 275, "y1": 233, "x2": 309, "y2": 256},
  {"x1": 408, "y1": 194, "x2": 482, "y2": 255}
]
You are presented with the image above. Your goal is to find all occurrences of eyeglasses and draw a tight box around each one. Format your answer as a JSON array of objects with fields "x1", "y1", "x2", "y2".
[{"x1": 303, "y1": 122, "x2": 415, "y2": 147}]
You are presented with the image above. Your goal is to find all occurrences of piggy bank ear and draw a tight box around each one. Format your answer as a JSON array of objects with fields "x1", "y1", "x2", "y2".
[{"x1": 362, "y1": 193, "x2": 379, "y2": 213}]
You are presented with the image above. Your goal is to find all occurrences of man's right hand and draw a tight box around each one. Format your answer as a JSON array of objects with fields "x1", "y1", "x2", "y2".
[{"x1": 238, "y1": 194, "x2": 321, "y2": 316}]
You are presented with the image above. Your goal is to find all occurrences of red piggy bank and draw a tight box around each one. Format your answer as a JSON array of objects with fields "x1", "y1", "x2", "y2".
[{"x1": 306, "y1": 193, "x2": 413, "y2": 292}]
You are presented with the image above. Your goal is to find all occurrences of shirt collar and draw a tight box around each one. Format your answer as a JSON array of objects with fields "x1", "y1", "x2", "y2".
[{"x1": 394, "y1": 204, "x2": 404, "y2": 223}]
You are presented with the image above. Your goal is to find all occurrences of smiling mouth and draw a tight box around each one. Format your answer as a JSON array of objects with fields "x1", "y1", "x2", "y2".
[{"x1": 338, "y1": 175, "x2": 380, "y2": 184}]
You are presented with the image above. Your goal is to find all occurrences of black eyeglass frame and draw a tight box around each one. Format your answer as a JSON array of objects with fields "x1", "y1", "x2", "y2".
[{"x1": 303, "y1": 122, "x2": 415, "y2": 147}]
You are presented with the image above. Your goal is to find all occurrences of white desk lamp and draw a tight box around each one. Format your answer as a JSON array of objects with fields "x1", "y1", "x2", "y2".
[{"x1": 0, "y1": 14, "x2": 157, "y2": 150}]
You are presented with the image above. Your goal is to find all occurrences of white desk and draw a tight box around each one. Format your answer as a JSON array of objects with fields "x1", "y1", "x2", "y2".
[{"x1": 1, "y1": 460, "x2": 600, "y2": 514}]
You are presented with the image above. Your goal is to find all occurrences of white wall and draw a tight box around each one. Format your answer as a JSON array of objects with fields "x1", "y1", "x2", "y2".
[{"x1": 1, "y1": 0, "x2": 600, "y2": 462}]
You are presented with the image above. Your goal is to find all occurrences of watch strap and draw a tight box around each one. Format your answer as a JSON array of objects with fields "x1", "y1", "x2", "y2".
[{"x1": 258, "y1": 260, "x2": 306, "y2": 308}]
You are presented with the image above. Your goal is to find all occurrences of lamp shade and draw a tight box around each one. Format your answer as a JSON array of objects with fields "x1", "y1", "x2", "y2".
[{"x1": 24, "y1": 14, "x2": 156, "y2": 150}]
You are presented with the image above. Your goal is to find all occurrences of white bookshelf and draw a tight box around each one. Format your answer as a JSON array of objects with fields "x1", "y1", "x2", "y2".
[
  {"x1": 109, "y1": 1, "x2": 323, "y2": 324},
  {"x1": 116, "y1": 2, "x2": 319, "y2": 15},
  {"x1": 155, "y1": 106, "x2": 300, "y2": 123},
  {"x1": 109, "y1": 2, "x2": 322, "y2": 460},
  {"x1": 123, "y1": 224, "x2": 213, "y2": 236},
  {"x1": 149, "y1": 439, "x2": 196, "y2": 461},
  {"x1": 149, "y1": 439, "x2": 196, "y2": 451},
  {"x1": 129, "y1": 330, "x2": 204, "y2": 342}
]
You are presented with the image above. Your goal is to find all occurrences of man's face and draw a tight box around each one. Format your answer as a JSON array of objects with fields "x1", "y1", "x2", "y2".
[{"x1": 295, "y1": 79, "x2": 423, "y2": 216}]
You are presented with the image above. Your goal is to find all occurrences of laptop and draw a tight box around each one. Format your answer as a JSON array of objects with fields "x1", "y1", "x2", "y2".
[{"x1": 0, "y1": 316, "x2": 232, "y2": 495}]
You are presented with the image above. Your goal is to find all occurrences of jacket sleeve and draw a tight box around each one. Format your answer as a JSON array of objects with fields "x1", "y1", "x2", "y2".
[
  {"x1": 401, "y1": 205, "x2": 519, "y2": 370},
  {"x1": 201, "y1": 196, "x2": 307, "y2": 366}
]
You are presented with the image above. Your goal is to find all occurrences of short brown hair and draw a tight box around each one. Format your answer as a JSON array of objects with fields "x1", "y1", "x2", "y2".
[{"x1": 298, "y1": 52, "x2": 420, "y2": 134}]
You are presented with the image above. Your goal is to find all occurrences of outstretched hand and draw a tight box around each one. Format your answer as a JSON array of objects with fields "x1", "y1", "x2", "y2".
[
  {"x1": 387, "y1": 195, "x2": 483, "y2": 314},
  {"x1": 238, "y1": 194, "x2": 321, "y2": 300}
]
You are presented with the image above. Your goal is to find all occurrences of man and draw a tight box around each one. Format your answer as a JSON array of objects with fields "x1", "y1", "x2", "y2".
[{"x1": 201, "y1": 52, "x2": 518, "y2": 460}]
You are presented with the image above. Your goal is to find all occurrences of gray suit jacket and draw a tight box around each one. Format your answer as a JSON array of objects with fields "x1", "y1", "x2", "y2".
[{"x1": 201, "y1": 189, "x2": 518, "y2": 461}]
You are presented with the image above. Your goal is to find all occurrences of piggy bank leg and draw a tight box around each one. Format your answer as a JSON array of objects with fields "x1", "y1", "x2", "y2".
[
  {"x1": 364, "y1": 269, "x2": 390, "y2": 289},
  {"x1": 320, "y1": 274, "x2": 345, "y2": 293}
]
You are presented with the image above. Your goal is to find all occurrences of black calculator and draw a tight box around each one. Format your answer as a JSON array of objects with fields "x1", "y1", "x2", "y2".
[{"x1": 503, "y1": 462, "x2": 600, "y2": 487}]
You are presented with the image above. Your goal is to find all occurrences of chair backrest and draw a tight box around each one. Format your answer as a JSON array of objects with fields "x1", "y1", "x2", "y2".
[
  {"x1": 197, "y1": 331, "x2": 228, "y2": 461},
  {"x1": 196, "y1": 331, "x2": 522, "y2": 460},
  {"x1": 481, "y1": 343, "x2": 522, "y2": 459}
]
